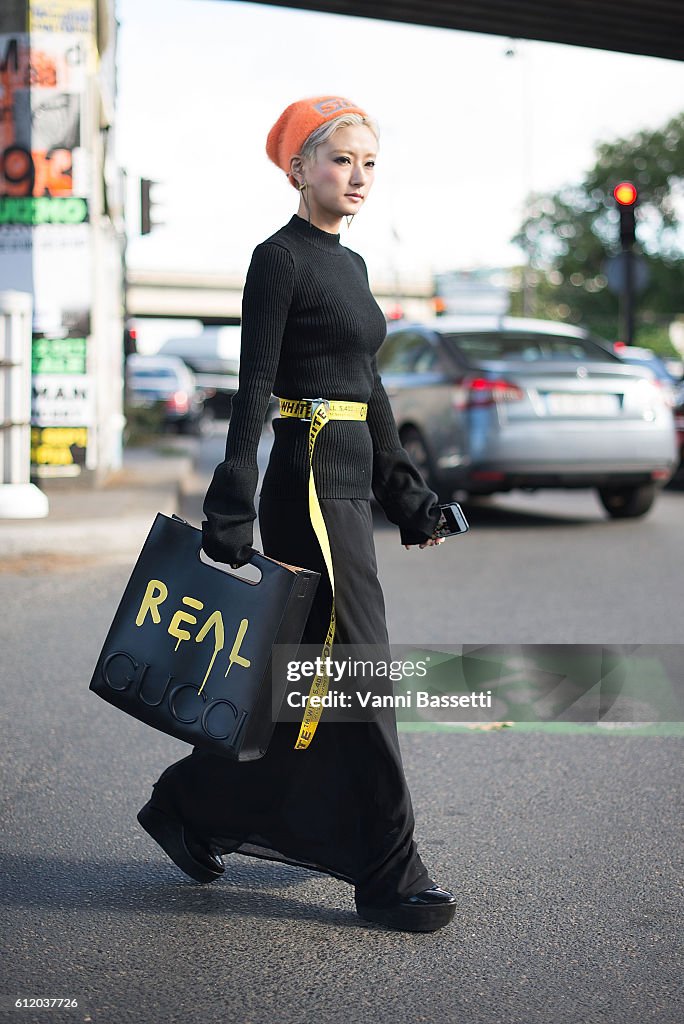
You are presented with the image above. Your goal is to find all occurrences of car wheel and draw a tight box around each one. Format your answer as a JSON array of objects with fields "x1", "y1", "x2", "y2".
[{"x1": 597, "y1": 483, "x2": 657, "y2": 519}]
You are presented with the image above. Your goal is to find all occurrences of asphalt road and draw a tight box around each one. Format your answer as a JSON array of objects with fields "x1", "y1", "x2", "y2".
[{"x1": 1, "y1": 426, "x2": 682, "y2": 1024}]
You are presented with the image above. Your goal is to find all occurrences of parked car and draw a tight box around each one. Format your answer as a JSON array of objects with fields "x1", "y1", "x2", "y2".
[
  {"x1": 377, "y1": 317, "x2": 678, "y2": 518},
  {"x1": 126, "y1": 354, "x2": 206, "y2": 434}
]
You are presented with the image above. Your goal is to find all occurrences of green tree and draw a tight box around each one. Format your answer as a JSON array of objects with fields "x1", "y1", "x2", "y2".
[{"x1": 512, "y1": 112, "x2": 684, "y2": 354}]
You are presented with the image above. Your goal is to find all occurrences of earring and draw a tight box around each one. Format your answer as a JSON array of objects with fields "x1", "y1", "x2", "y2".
[
  {"x1": 345, "y1": 214, "x2": 355, "y2": 229},
  {"x1": 298, "y1": 181, "x2": 311, "y2": 226}
]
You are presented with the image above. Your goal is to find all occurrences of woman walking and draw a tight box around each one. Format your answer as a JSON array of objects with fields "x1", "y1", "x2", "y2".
[{"x1": 137, "y1": 95, "x2": 456, "y2": 933}]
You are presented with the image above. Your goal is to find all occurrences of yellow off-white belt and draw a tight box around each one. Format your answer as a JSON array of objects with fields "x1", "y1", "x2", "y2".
[{"x1": 278, "y1": 397, "x2": 368, "y2": 749}]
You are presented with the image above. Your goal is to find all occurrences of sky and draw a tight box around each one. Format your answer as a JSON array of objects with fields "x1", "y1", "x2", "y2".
[{"x1": 116, "y1": 0, "x2": 684, "y2": 288}]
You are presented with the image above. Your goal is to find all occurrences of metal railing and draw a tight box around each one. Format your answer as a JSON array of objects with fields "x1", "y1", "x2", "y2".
[{"x1": 0, "y1": 291, "x2": 48, "y2": 518}]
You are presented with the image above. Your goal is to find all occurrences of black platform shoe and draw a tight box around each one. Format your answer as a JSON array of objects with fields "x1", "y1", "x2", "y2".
[
  {"x1": 137, "y1": 800, "x2": 224, "y2": 884},
  {"x1": 355, "y1": 885, "x2": 457, "y2": 933}
]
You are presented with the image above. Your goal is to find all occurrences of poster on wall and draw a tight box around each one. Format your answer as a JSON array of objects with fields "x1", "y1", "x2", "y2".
[
  {"x1": 32, "y1": 336, "x2": 87, "y2": 374},
  {"x1": 0, "y1": 206, "x2": 91, "y2": 332},
  {"x1": 1, "y1": 9, "x2": 100, "y2": 479},
  {"x1": 30, "y1": 426, "x2": 88, "y2": 475},
  {"x1": 32, "y1": 222, "x2": 92, "y2": 336},
  {"x1": 1, "y1": 29, "x2": 93, "y2": 339},
  {"x1": 0, "y1": 32, "x2": 91, "y2": 200},
  {"x1": 0, "y1": 229, "x2": 92, "y2": 344},
  {"x1": 31, "y1": 374, "x2": 94, "y2": 427},
  {"x1": 29, "y1": 1, "x2": 95, "y2": 36}
]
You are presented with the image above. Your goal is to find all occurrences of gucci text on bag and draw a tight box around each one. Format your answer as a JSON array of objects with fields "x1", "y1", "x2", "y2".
[{"x1": 89, "y1": 514, "x2": 320, "y2": 761}]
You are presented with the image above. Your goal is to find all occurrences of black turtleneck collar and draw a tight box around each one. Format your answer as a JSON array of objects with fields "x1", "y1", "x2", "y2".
[{"x1": 286, "y1": 213, "x2": 342, "y2": 251}]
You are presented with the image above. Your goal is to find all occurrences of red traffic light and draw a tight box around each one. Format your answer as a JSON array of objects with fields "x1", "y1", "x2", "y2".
[{"x1": 613, "y1": 182, "x2": 637, "y2": 206}]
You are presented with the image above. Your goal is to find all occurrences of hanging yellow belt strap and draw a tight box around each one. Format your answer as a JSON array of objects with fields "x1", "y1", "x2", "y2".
[{"x1": 278, "y1": 397, "x2": 368, "y2": 749}]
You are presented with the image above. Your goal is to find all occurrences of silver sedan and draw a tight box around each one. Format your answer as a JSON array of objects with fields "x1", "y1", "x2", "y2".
[{"x1": 378, "y1": 317, "x2": 677, "y2": 519}]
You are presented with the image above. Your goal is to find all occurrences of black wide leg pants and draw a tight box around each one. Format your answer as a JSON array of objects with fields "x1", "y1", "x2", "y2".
[{"x1": 149, "y1": 494, "x2": 434, "y2": 904}]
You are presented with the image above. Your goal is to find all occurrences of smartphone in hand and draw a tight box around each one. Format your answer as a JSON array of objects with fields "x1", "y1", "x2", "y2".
[{"x1": 433, "y1": 502, "x2": 470, "y2": 538}]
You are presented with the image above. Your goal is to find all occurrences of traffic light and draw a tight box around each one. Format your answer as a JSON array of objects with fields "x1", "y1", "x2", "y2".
[
  {"x1": 123, "y1": 324, "x2": 137, "y2": 356},
  {"x1": 140, "y1": 178, "x2": 164, "y2": 235},
  {"x1": 140, "y1": 178, "x2": 152, "y2": 234},
  {"x1": 613, "y1": 181, "x2": 637, "y2": 249}
]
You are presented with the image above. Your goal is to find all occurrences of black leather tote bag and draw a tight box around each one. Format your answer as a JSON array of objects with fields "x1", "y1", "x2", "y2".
[{"x1": 89, "y1": 513, "x2": 320, "y2": 760}]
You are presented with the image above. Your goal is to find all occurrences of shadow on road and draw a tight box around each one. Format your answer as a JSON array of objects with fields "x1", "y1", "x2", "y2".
[{"x1": 0, "y1": 851, "x2": 360, "y2": 928}]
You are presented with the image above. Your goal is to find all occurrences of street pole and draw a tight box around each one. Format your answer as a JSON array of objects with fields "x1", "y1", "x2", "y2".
[
  {"x1": 622, "y1": 248, "x2": 634, "y2": 346},
  {"x1": 614, "y1": 182, "x2": 638, "y2": 346}
]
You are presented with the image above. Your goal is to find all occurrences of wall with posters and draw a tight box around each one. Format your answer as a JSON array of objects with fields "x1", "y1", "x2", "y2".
[{"x1": 0, "y1": 0, "x2": 124, "y2": 481}]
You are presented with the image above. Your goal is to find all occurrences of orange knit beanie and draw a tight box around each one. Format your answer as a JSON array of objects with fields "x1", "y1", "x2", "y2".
[{"x1": 266, "y1": 95, "x2": 369, "y2": 189}]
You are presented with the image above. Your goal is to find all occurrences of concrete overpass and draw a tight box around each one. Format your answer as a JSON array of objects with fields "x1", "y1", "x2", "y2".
[
  {"x1": 239, "y1": 0, "x2": 684, "y2": 63},
  {"x1": 126, "y1": 268, "x2": 437, "y2": 324}
]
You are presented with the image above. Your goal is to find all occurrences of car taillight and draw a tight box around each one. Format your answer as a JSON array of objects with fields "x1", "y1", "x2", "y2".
[
  {"x1": 452, "y1": 377, "x2": 525, "y2": 409},
  {"x1": 167, "y1": 390, "x2": 189, "y2": 413}
]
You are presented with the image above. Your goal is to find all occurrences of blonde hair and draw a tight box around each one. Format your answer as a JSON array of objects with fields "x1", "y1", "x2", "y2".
[{"x1": 291, "y1": 112, "x2": 380, "y2": 180}]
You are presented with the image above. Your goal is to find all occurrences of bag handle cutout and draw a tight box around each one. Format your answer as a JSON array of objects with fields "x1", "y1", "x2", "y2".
[{"x1": 198, "y1": 548, "x2": 263, "y2": 585}]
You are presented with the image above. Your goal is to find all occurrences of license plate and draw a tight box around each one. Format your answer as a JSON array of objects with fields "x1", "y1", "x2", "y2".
[{"x1": 546, "y1": 392, "x2": 619, "y2": 416}]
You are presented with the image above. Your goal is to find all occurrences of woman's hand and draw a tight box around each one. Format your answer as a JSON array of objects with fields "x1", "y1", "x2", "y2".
[{"x1": 403, "y1": 537, "x2": 445, "y2": 551}]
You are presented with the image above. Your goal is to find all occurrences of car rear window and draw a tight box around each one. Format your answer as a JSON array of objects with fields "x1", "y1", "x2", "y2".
[{"x1": 442, "y1": 332, "x2": 617, "y2": 363}]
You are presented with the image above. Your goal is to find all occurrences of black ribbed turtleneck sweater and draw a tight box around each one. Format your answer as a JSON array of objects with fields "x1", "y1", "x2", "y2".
[{"x1": 201, "y1": 213, "x2": 442, "y2": 566}]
